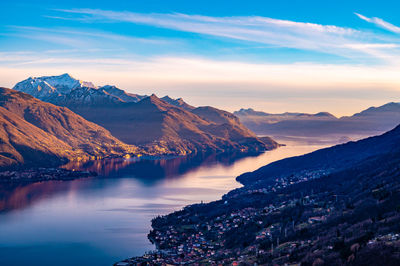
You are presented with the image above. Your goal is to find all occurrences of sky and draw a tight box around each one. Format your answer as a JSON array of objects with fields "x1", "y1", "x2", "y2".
[{"x1": 1, "y1": 0, "x2": 400, "y2": 116}]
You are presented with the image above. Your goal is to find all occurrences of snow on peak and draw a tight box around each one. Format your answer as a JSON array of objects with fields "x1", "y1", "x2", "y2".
[
  {"x1": 13, "y1": 74, "x2": 147, "y2": 105},
  {"x1": 39, "y1": 73, "x2": 97, "y2": 91},
  {"x1": 13, "y1": 73, "x2": 97, "y2": 99}
]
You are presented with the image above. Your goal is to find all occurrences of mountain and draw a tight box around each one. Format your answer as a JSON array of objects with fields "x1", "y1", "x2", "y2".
[
  {"x1": 234, "y1": 104, "x2": 400, "y2": 138},
  {"x1": 235, "y1": 108, "x2": 337, "y2": 121},
  {"x1": 237, "y1": 123, "x2": 400, "y2": 186},
  {"x1": 13, "y1": 74, "x2": 278, "y2": 155},
  {"x1": 234, "y1": 108, "x2": 339, "y2": 136},
  {"x1": 13, "y1": 73, "x2": 96, "y2": 99},
  {"x1": 69, "y1": 94, "x2": 277, "y2": 155},
  {"x1": 0, "y1": 87, "x2": 138, "y2": 169},
  {"x1": 344, "y1": 102, "x2": 400, "y2": 128},
  {"x1": 352, "y1": 102, "x2": 400, "y2": 118},
  {"x1": 13, "y1": 73, "x2": 146, "y2": 106}
]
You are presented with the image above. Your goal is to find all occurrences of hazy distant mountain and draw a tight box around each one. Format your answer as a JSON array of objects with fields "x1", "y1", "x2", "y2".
[
  {"x1": 234, "y1": 103, "x2": 400, "y2": 138},
  {"x1": 235, "y1": 108, "x2": 337, "y2": 123},
  {"x1": 345, "y1": 102, "x2": 400, "y2": 123},
  {"x1": 13, "y1": 74, "x2": 278, "y2": 155},
  {"x1": 0, "y1": 87, "x2": 138, "y2": 168}
]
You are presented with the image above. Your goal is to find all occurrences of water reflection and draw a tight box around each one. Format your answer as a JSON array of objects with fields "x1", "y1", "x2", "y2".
[
  {"x1": 0, "y1": 152, "x2": 259, "y2": 213},
  {"x1": 62, "y1": 152, "x2": 260, "y2": 184},
  {"x1": 0, "y1": 182, "x2": 69, "y2": 213}
]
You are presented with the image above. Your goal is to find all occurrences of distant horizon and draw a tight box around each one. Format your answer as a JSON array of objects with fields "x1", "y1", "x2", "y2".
[
  {"x1": 2, "y1": 1, "x2": 400, "y2": 116},
  {"x1": 6, "y1": 72, "x2": 399, "y2": 118}
]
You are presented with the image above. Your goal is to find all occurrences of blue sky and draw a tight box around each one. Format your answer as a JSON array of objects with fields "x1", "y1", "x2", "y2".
[{"x1": 1, "y1": 0, "x2": 400, "y2": 115}]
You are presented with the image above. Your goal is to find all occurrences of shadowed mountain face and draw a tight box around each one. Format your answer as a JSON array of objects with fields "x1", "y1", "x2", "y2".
[
  {"x1": 0, "y1": 87, "x2": 138, "y2": 168},
  {"x1": 235, "y1": 104, "x2": 400, "y2": 138},
  {"x1": 237, "y1": 123, "x2": 400, "y2": 186},
  {"x1": 13, "y1": 74, "x2": 278, "y2": 155}
]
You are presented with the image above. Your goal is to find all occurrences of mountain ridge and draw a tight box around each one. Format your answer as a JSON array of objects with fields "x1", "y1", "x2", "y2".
[{"x1": 13, "y1": 74, "x2": 279, "y2": 156}]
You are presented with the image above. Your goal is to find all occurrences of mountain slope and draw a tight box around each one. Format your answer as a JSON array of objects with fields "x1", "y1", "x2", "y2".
[
  {"x1": 237, "y1": 123, "x2": 400, "y2": 186},
  {"x1": 70, "y1": 95, "x2": 276, "y2": 155},
  {"x1": 0, "y1": 87, "x2": 138, "y2": 168}
]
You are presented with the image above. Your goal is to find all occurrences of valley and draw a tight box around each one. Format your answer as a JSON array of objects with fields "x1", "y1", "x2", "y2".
[{"x1": 0, "y1": 142, "x2": 324, "y2": 266}]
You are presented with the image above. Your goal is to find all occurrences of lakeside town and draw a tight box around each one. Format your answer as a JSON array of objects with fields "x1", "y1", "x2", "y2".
[
  {"x1": 0, "y1": 168, "x2": 96, "y2": 183},
  {"x1": 116, "y1": 169, "x2": 342, "y2": 265}
]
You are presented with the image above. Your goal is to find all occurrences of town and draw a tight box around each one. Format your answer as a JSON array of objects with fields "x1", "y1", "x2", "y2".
[
  {"x1": 116, "y1": 170, "x2": 345, "y2": 265},
  {"x1": 0, "y1": 168, "x2": 96, "y2": 183}
]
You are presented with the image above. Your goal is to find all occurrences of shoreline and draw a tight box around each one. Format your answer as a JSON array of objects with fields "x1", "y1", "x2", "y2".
[
  {"x1": 0, "y1": 168, "x2": 97, "y2": 184},
  {"x1": 0, "y1": 147, "x2": 276, "y2": 185}
]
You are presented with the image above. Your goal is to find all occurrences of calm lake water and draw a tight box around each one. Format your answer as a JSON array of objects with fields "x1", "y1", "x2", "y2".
[{"x1": 0, "y1": 142, "x2": 329, "y2": 266}]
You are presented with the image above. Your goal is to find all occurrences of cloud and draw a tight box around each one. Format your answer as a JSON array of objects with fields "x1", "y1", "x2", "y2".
[
  {"x1": 7, "y1": 25, "x2": 175, "y2": 46},
  {"x1": 355, "y1": 13, "x2": 400, "y2": 34},
  {"x1": 52, "y1": 9, "x2": 400, "y2": 61}
]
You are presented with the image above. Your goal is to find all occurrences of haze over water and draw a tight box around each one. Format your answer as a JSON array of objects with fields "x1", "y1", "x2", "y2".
[{"x1": 0, "y1": 142, "x2": 330, "y2": 266}]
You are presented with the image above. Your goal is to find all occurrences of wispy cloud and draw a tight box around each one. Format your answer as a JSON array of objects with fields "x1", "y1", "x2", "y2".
[
  {"x1": 52, "y1": 9, "x2": 400, "y2": 62},
  {"x1": 7, "y1": 25, "x2": 175, "y2": 46},
  {"x1": 355, "y1": 13, "x2": 400, "y2": 34}
]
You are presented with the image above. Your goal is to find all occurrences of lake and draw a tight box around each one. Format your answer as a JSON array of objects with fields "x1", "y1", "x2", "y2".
[{"x1": 0, "y1": 142, "x2": 329, "y2": 266}]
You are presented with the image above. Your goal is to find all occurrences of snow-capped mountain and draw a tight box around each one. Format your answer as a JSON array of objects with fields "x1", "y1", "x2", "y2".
[
  {"x1": 13, "y1": 73, "x2": 96, "y2": 98},
  {"x1": 13, "y1": 73, "x2": 146, "y2": 106}
]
